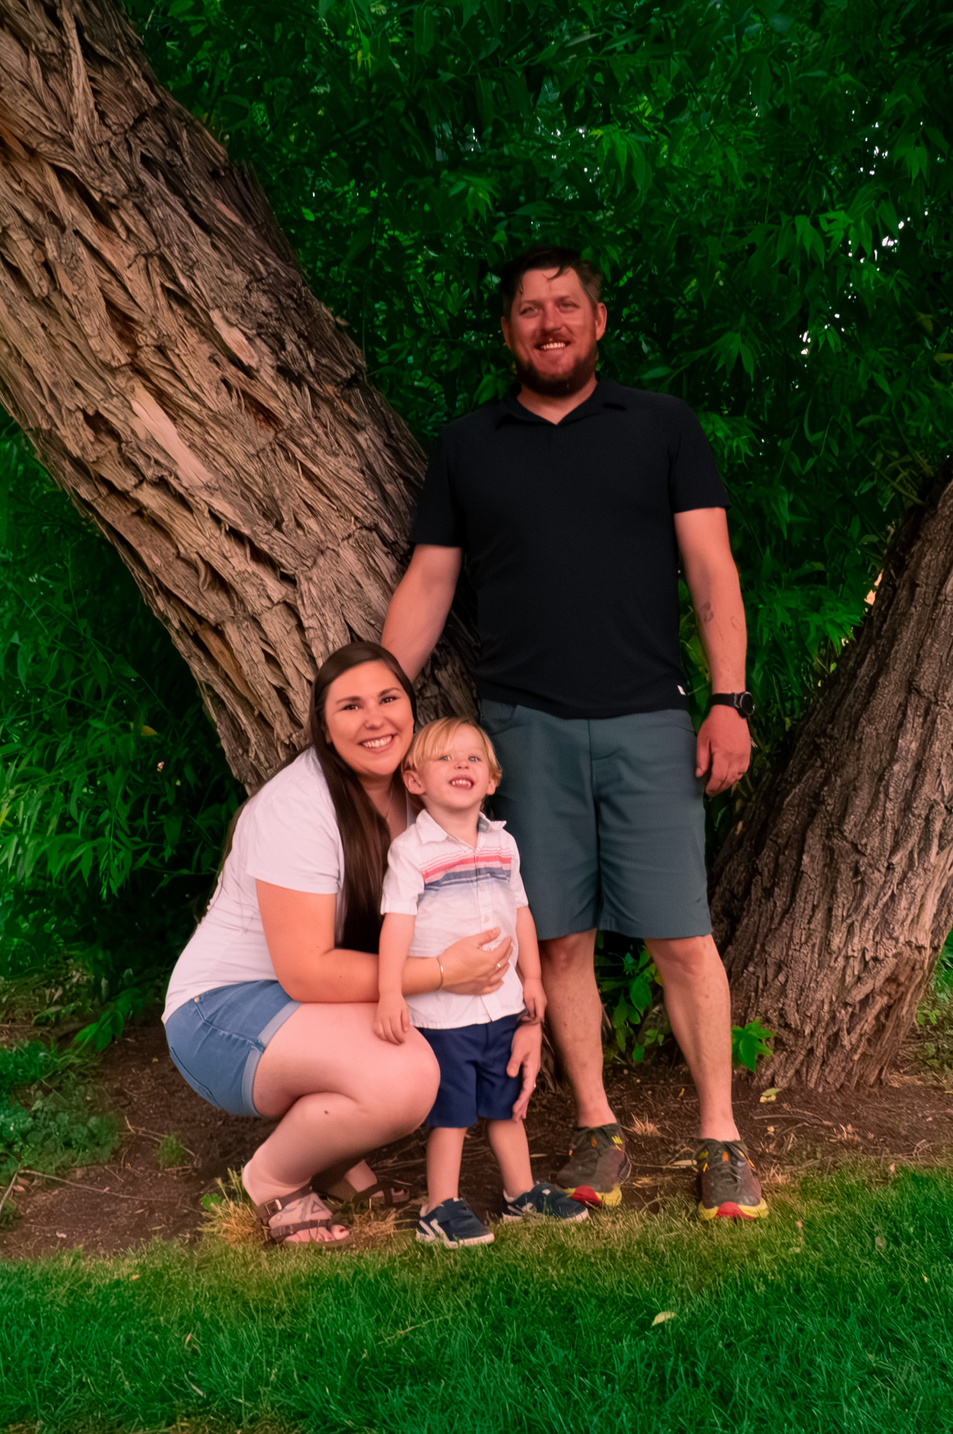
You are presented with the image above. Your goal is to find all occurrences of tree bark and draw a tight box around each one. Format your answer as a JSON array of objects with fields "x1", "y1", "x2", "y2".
[
  {"x1": 711, "y1": 464, "x2": 953, "y2": 1088},
  {"x1": 0, "y1": 0, "x2": 474, "y2": 792}
]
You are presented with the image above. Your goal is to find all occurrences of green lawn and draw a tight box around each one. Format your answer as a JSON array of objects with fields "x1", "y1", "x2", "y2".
[{"x1": 3, "y1": 1167, "x2": 953, "y2": 1434}]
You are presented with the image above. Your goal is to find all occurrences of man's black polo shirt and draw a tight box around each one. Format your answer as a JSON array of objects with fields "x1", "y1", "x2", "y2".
[{"x1": 411, "y1": 379, "x2": 728, "y2": 719}]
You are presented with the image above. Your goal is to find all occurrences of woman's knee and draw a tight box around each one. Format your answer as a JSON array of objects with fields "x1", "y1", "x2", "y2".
[{"x1": 379, "y1": 1034, "x2": 440, "y2": 1128}]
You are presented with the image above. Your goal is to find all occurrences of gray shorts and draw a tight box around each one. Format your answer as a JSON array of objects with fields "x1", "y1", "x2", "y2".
[{"x1": 480, "y1": 702, "x2": 711, "y2": 942}]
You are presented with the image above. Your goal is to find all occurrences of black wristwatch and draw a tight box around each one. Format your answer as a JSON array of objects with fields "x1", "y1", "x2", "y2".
[{"x1": 709, "y1": 691, "x2": 755, "y2": 719}]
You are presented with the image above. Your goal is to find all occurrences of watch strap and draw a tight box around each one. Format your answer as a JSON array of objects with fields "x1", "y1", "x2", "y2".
[{"x1": 709, "y1": 691, "x2": 755, "y2": 718}]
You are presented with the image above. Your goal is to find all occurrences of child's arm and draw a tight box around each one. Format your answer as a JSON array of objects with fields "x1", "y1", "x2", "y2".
[
  {"x1": 514, "y1": 905, "x2": 546, "y2": 1023},
  {"x1": 375, "y1": 913, "x2": 415, "y2": 1044}
]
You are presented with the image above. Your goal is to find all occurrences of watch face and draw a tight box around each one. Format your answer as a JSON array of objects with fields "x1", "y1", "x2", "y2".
[{"x1": 737, "y1": 692, "x2": 755, "y2": 717}]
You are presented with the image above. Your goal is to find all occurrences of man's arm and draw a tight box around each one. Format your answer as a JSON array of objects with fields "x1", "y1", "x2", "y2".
[
  {"x1": 674, "y1": 507, "x2": 750, "y2": 796},
  {"x1": 381, "y1": 544, "x2": 463, "y2": 681}
]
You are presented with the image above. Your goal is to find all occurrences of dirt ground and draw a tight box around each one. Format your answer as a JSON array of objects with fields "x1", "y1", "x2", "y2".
[{"x1": 2, "y1": 1019, "x2": 952, "y2": 1259}]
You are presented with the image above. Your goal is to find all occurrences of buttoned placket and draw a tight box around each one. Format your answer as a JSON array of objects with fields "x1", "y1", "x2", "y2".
[{"x1": 445, "y1": 825, "x2": 499, "y2": 945}]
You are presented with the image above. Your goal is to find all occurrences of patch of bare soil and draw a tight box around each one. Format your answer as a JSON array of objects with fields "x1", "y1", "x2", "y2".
[{"x1": 2, "y1": 1020, "x2": 952, "y2": 1259}]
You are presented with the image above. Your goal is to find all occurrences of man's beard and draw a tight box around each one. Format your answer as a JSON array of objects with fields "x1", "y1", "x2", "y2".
[{"x1": 514, "y1": 342, "x2": 598, "y2": 397}]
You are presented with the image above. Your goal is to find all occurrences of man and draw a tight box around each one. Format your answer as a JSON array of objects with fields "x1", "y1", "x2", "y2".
[{"x1": 382, "y1": 245, "x2": 767, "y2": 1220}]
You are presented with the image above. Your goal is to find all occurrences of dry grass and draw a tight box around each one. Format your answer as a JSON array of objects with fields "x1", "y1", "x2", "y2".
[
  {"x1": 199, "y1": 1170, "x2": 406, "y2": 1251},
  {"x1": 625, "y1": 1115, "x2": 661, "y2": 1136}
]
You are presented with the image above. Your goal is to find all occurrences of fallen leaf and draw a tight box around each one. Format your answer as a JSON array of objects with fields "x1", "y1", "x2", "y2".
[
  {"x1": 759, "y1": 1088, "x2": 780, "y2": 1103},
  {"x1": 652, "y1": 1311, "x2": 677, "y2": 1326}
]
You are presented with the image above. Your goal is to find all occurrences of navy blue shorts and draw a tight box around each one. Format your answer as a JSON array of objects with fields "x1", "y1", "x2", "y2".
[{"x1": 416, "y1": 1014, "x2": 522, "y2": 1127}]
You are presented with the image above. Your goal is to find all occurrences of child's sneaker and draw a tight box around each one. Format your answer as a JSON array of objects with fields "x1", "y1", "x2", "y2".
[
  {"x1": 416, "y1": 1197, "x2": 495, "y2": 1247},
  {"x1": 502, "y1": 1181, "x2": 589, "y2": 1223}
]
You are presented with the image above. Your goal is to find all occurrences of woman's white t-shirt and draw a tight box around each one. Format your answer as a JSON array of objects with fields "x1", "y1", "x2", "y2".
[{"x1": 162, "y1": 750, "x2": 344, "y2": 1022}]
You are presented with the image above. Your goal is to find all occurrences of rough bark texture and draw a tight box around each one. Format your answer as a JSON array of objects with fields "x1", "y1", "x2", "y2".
[
  {"x1": 0, "y1": 0, "x2": 475, "y2": 791},
  {"x1": 711, "y1": 464, "x2": 953, "y2": 1088}
]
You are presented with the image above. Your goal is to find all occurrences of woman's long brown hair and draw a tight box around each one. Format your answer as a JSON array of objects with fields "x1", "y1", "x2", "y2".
[{"x1": 307, "y1": 642, "x2": 417, "y2": 953}]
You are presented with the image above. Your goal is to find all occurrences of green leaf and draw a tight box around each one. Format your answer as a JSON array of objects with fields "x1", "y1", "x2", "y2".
[{"x1": 413, "y1": 6, "x2": 437, "y2": 56}]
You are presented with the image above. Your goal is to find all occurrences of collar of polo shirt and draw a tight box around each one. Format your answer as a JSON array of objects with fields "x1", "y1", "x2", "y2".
[{"x1": 414, "y1": 807, "x2": 507, "y2": 844}]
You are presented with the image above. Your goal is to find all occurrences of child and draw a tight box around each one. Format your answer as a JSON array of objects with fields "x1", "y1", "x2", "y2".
[{"x1": 375, "y1": 717, "x2": 588, "y2": 1247}]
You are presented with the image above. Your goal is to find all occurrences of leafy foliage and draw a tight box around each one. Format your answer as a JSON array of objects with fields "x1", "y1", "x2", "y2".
[
  {"x1": 597, "y1": 932, "x2": 775, "y2": 1071},
  {"x1": 731, "y1": 1019, "x2": 775, "y2": 1074},
  {"x1": 595, "y1": 932, "x2": 667, "y2": 1063},
  {"x1": 0, "y1": 1038, "x2": 118, "y2": 1184},
  {"x1": 0, "y1": 418, "x2": 242, "y2": 1011}
]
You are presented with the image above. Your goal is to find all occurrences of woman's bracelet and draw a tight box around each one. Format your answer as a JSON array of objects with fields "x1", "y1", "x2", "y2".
[{"x1": 435, "y1": 957, "x2": 445, "y2": 990}]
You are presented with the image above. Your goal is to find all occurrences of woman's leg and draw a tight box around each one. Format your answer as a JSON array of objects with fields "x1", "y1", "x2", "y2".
[{"x1": 243, "y1": 1002, "x2": 438, "y2": 1242}]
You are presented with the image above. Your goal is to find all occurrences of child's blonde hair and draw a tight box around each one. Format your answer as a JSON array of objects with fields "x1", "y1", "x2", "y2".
[{"x1": 403, "y1": 717, "x2": 502, "y2": 783}]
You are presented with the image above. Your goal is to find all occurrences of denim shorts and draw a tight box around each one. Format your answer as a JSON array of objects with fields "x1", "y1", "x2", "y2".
[
  {"x1": 416, "y1": 1014, "x2": 522, "y2": 1127},
  {"x1": 164, "y1": 981, "x2": 301, "y2": 1117},
  {"x1": 480, "y1": 702, "x2": 710, "y2": 942}
]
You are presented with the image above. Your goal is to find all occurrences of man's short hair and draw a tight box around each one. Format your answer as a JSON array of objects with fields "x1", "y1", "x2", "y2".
[
  {"x1": 403, "y1": 717, "x2": 503, "y2": 783},
  {"x1": 499, "y1": 245, "x2": 602, "y2": 316}
]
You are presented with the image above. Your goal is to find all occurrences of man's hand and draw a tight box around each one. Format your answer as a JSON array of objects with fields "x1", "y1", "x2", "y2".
[
  {"x1": 373, "y1": 994, "x2": 410, "y2": 1044},
  {"x1": 695, "y1": 705, "x2": 751, "y2": 795},
  {"x1": 507, "y1": 1019, "x2": 542, "y2": 1122}
]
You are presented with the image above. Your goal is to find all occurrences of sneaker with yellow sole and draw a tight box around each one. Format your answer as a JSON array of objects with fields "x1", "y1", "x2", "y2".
[
  {"x1": 695, "y1": 1138, "x2": 769, "y2": 1220},
  {"x1": 555, "y1": 1122, "x2": 631, "y2": 1208}
]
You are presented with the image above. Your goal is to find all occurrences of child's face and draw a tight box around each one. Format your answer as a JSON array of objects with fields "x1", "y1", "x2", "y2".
[{"x1": 403, "y1": 726, "x2": 498, "y2": 811}]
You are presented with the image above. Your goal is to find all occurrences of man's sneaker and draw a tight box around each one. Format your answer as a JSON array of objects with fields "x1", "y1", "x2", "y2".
[
  {"x1": 502, "y1": 1181, "x2": 590, "y2": 1223},
  {"x1": 555, "y1": 1122, "x2": 631, "y2": 1208},
  {"x1": 695, "y1": 1139, "x2": 769, "y2": 1220},
  {"x1": 416, "y1": 1197, "x2": 495, "y2": 1247}
]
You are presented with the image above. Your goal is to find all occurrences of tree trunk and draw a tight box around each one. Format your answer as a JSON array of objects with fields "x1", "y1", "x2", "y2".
[
  {"x1": 0, "y1": 0, "x2": 475, "y2": 792},
  {"x1": 711, "y1": 463, "x2": 953, "y2": 1088}
]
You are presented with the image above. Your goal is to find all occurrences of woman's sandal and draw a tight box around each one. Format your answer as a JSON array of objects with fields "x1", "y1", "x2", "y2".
[
  {"x1": 253, "y1": 1184, "x2": 353, "y2": 1248},
  {"x1": 314, "y1": 1176, "x2": 411, "y2": 1208}
]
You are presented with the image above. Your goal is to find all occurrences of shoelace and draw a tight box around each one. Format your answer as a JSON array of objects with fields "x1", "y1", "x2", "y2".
[{"x1": 706, "y1": 1144, "x2": 751, "y2": 1190}]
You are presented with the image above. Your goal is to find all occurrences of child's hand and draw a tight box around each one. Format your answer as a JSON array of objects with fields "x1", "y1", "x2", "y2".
[
  {"x1": 521, "y1": 977, "x2": 547, "y2": 1024},
  {"x1": 374, "y1": 994, "x2": 410, "y2": 1044}
]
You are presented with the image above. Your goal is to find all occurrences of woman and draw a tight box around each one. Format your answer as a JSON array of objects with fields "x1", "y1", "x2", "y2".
[{"x1": 163, "y1": 641, "x2": 541, "y2": 1245}]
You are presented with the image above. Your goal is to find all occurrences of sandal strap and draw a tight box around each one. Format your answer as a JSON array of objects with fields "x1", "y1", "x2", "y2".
[
  {"x1": 267, "y1": 1214, "x2": 332, "y2": 1241},
  {"x1": 254, "y1": 1185, "x2": 352, "y2": 1246},
  {"x1": 255, "y1": 1183, "x2": 316, "y2": 1222},
  {"x1": 353, "y1": 1179, "x2": 405, "y2": 1207}
]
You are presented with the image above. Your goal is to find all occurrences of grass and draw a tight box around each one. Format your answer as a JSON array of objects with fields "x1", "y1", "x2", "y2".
[{"x1": 3, "y1": 1166, "x2": 953, "y2": 1433}]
